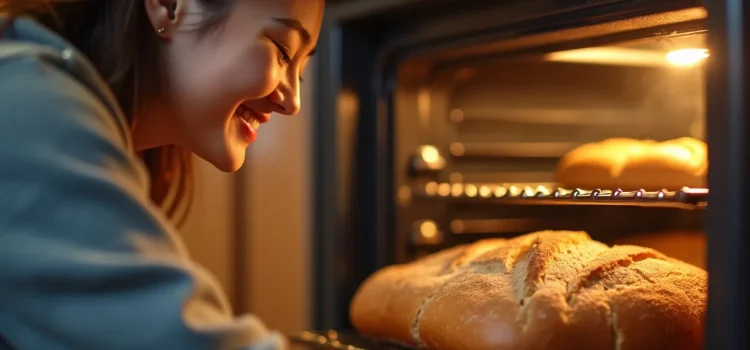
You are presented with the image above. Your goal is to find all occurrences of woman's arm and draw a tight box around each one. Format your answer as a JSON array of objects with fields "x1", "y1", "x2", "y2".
[{"x1": 0, "y1": 48, "x2": 285, "y2": 350}]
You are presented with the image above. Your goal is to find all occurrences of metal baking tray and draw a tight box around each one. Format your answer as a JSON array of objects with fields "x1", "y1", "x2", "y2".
[
  {"x1": 412, "y1": 182, "x2": 708, "y2": 209},
  {"x1": 289, "y1": 330, "x2": 410, "y2": 350}
]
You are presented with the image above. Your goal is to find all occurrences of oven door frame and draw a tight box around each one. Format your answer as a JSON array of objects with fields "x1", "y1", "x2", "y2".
[
  {"x1": 313, "y1": 1, "x2": 748, "y2": 348},
  {"x1": 702, "y1": 0, "x2": 750, "y2": 349}
]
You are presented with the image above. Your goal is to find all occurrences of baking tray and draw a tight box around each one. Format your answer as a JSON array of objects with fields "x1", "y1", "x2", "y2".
[
  {"x1": 412, "y1": 182, "x2": 708, "y2": 209},
  {"x1": 289, "y1": 330, "x2": 410, "y2": 350}
]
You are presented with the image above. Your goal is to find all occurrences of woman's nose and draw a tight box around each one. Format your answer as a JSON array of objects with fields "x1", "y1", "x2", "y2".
[{"x1": 268, "y1": 81, "x2": 301, "y2": 116}]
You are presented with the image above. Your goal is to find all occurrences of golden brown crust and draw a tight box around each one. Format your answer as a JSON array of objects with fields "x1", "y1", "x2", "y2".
[
  {"x1": 348, "y1": 244, "x2": 471, "y2": 347},
  {"x1": 555, "y1": 137, "x2": 707, "y2": 190},
  {"x1": 349, "y1": 231, "x2": 707, "y2": 350},
  {"x1": 615, "y1": 230, "x2": 706, "y2": 269}
]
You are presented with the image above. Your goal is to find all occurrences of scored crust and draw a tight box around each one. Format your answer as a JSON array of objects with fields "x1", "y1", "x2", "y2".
[
  {"x1": 349, "y1": 231, "x2": 707, "y2": 350},
  {"x1": 348, "y1": 240, "x2": 509, "y2": 348},
  {"x1": 615, "y1": 230, "x2": 706, "y2": 269},
  {"x1": 555, "y1": 137, "x2": 707, "y2": 191}
]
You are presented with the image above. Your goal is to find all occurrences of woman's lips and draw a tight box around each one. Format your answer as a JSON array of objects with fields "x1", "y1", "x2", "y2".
[{"x1": 234, "y1": 104, "x2": 270, "y2": 143}]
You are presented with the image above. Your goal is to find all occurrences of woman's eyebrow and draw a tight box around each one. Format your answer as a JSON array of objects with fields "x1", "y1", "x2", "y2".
[
  {"x1": 272, "y1": 17, "x2": 317, "y2": 56},
  {"x1": 272, "y1": 18, "x2": 311, "y2": 45}
]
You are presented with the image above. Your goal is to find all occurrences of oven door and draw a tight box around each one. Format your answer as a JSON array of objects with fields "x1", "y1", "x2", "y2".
[{"x1": 312, "y1": 0, "x2": 750, "y2": 349}]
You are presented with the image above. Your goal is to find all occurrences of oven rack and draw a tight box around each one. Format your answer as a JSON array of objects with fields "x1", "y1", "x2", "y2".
[
  {"x1": 289, "y1": 330, "x2": 407, "y2": 350},
  {"x1": 411, "y1": 182, "x2": 708, "y2": 208}
]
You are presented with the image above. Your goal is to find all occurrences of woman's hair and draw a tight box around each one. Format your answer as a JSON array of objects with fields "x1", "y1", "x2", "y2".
[{"x1": 0, "y1": 0, "x2": 235, "y2": 226}]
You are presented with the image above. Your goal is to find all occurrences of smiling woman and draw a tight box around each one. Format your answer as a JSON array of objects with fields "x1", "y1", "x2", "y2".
[
  {"x1": 0, "y1": 0, "x2": 323, "y2": 349},
  {"x1": 147, "y1": 0, "x2": 322, "y2": 172}
]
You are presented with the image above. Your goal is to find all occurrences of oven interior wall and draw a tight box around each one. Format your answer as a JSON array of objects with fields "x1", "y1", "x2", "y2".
[{"x1": 394, "y1": 35, "x2": 707, "y2": 265}]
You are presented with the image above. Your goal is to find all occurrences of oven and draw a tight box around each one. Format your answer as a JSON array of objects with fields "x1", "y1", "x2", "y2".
[{"x1": 307, "y1": 0, "x2": 748, "y2": 349}]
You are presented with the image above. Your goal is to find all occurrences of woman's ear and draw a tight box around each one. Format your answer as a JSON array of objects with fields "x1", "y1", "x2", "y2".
[{"x1": 144, "y1": 0, "x2": 186, "y2": 38}]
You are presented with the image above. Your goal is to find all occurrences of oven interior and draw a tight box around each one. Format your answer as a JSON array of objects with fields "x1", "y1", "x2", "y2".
[
  {"x1": 393, "y1": 22, "x2": 708, "y2": 268},
  {"x1": 304, "y1": 3, "x2": 717, "y2": 348},
  {"x1": 394, "y1": 29, "x2": 708, "y2": 269}
]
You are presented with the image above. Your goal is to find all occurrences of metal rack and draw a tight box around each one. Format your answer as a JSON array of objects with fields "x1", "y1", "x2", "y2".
[
  {"x1": 289, "y1": 330, "x2": 407, "y2": 350},
  {"x1": 412, "y1": 182, "x2": 708, "y2": 209}
]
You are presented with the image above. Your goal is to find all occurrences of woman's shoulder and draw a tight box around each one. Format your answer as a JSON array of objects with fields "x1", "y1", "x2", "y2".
[
  {"x1": 0, "y1": 23, "x2": 152, "y2": 205},
  {"x1": 0, "y1": 18, "x2": 131, "y2": 146}
]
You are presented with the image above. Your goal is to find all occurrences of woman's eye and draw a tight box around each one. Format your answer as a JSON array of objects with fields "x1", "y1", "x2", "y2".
[{"x1": 272, "y1": 41, "x2": 292, "y2": 65}]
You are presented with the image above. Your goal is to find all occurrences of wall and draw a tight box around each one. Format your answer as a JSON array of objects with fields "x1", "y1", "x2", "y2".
[
  {"x1": 180, "y1": 158, "x2": 238, "y2": 306},
  {"x1": 242, "y1": 57, "x2": 315, "y2": 333}
]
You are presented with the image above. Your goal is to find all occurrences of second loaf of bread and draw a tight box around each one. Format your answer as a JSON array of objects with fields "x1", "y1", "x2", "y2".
[
  {"x1": 555, "y1": 137, "x2": 707, "y2": 191},
  {"x1": 349, "y1": 231, "x2": 707, "y2": 350}
]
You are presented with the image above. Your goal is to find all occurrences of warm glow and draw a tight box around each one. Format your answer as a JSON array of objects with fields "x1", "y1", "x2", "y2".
[
  {"x1": 479, "y1": 185, "x2": 492, "y2": 197},
  {"x1": 451, "y1": 183, "x2": 464, "y2": 197},
  {"x1": 465, "y1": 184, "x2": 478, "y2": 197},
  {"x1": 494, "y1": 186, "x2": 508, "y2": 197},
  {"x1": 419, "y1": 221, "x2": 438, "y2": 239},
  {"x1": 545, "y1": 47, "x2": 666, "y2": 67},
  {"x1": 666, "y1": 48, "x2": 709, "y2": 66},
  {"x1": 425, "y1": 181, "x2": 438, "y2": 196},
  {"x1": 420, "y1": 145, "x2": 440, "y2": 164},
  {"x1": 545, "y1": 46, "x2": 709, "y2": 68},
  {"x1": 438, "y1": 183, "x2": 451, "y2": 196},
  {"x1": 450, "y1": 142, "x2": 465, "y2": 157}
]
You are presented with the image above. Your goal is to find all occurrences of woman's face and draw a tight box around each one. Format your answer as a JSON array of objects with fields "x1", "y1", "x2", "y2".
[{"x1": 142, "y1": 0, "x2": 324, "y2": 171}]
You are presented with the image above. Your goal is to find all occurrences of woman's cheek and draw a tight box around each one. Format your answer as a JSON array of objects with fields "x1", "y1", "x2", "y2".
[{"x1": 244, "y1": 46, "x2": 282, "y2": 98}]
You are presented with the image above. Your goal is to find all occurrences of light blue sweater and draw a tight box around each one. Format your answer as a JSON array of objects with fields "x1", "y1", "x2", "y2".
[{"x1": 0, "y1": 17, "x2": 286, "y2": 350}]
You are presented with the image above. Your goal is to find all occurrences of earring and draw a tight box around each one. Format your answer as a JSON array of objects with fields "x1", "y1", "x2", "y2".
[{"x1": 157, "y1": 27, "x2": 166, "y2": 34}]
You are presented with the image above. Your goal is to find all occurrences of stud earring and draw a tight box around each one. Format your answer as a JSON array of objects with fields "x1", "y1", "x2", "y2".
[{"x1": 157, "y1": 28, "x2": 166, "y2": 34}]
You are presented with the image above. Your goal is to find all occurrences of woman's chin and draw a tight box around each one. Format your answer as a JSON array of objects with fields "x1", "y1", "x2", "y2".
[
  {"x1": 217, "y1": 158, "x2": 245, "y2": 173},
  {"x1": 196, "y1": 143, "x2": 248, "y2": 173},
  {"x1": 219, "y1": 151, "x2": 247, "y2": 173}
]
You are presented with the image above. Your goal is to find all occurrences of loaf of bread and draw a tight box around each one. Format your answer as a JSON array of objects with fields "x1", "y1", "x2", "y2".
[
  {"x1": 349, "y1": 231, "x2": 706, "y2": 350},
  {"x1": 615, "y1": 230, "x2": 706, "y2": 269},
  {"x1": 555, "y1": 137, "x2": 707, "y2": 190}
]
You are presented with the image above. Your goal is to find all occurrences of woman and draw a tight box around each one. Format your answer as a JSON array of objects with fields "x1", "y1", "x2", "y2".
[{"x1": 0, "y1": 0, "x2": 323, "y2": 349}]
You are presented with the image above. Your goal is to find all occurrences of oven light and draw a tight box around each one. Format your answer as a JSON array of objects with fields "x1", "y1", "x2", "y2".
[
  {"x1": 544, "y1": 47, "x2": 665, "y2": 66},
  {"x1": 437, "y1": 183, "x2": 451, "y2": 196},
  {"x1": 419, "y1": 221, "x2": 438, "y2": 239},
  {"x1": 425, "y1": 181, "x2": 439, "y2": 196},
  {"x1": 412, "y1": 220, "x2": 444, "y2": 245},
  {"x1": 420, "y1": 145, "x2": 441, "y2": 164},
  {"x1": 413, "y1": 145, "x2": 446, "y2": 172},
  {"x1": 494, "y1": 186, "x2": 508, "y2": 198},
  {"x1": 465, "y1": 184, "x2": 478, "y2": 197},
  {"x1": 479, "y1": 185, "x2": 492, "y2": 197},
  {"x1": 451, "y1": 183, "x2": 464, "y2": 197},
  {"x1": 419, "y1": 220, "x2": 439, "y2": 241},
  {"x1": 666, "y1": 48, "x2": 709, "y2": 67}
]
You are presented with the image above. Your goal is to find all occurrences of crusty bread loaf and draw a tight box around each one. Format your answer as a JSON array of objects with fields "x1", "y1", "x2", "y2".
[
  {"x1": 349, "y1": 231, "x2": 707, "y2": 350},
  {"x1": 615, "y1": 230, "x2": 706, "y2": 269},
  {"x1": 555, "y1": 137, "x2": 707, "y2": 191}
]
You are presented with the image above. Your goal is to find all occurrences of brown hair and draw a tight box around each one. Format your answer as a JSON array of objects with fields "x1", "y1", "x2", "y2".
[{"x1": 1, "y1": 0, "x2": 235, "y2": 226}]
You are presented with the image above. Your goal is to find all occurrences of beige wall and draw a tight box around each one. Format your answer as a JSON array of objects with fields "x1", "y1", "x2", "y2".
[
  {"x1": 180, "y1": 59, "x2": 316, "y2": 334},
  {"x1": 243, "y1": 85, "x2": 313, "y2": 333},
  {"x1": 179, "y1": 157, "x2": 238, "y2": 307}
]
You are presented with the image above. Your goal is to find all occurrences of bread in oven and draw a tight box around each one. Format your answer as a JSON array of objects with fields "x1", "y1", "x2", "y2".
[
  {"x1": 614, "y1": 230, "x2": 706, "y2": 269},
  {"x1": 349, "y1": 230, "x2": 706, "y2": 350},
  {"x1": 555, "y1": 137, "x2": 707, "y2": 191}
]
